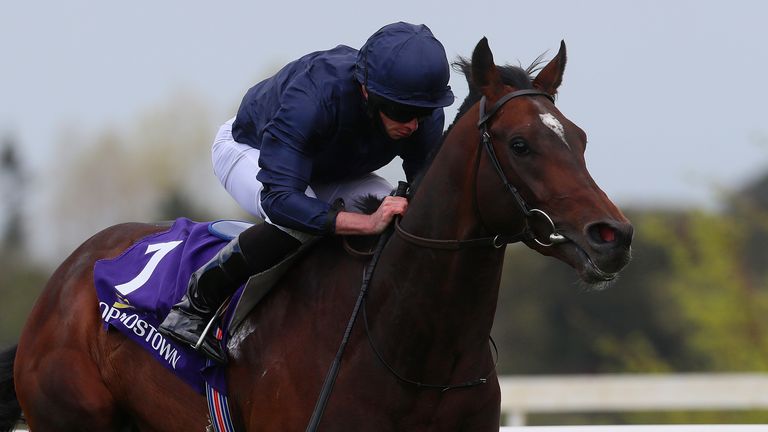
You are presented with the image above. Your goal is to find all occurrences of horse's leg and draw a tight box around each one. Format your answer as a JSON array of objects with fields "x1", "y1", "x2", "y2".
[
  {"x1": 14, "y1": 224, "x2": 175, "y2": 432},
  {"x1": 15, "y1": 251, "x2": 127, "y2": 431},
  {"x1": 102, "y1": 330, "x2": 210, "y2": 432}
]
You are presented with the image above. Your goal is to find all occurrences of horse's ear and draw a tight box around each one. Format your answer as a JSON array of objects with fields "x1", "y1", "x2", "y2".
[
  {"x1": 533, "y1": 40, "x2": 567, "y2": 96},
  {"x1": 471, "y1": 37, "x2": 504, "y2": 98}
]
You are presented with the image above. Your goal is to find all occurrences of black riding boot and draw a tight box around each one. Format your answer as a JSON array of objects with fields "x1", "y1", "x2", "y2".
[{"x1": 158, "y1": 223, "x2": 301, "y2": 363}]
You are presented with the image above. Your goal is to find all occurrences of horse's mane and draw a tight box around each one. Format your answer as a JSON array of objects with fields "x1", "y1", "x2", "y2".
[{"x1": 445, "y1": 55, "x2": 546, "y2": 134}]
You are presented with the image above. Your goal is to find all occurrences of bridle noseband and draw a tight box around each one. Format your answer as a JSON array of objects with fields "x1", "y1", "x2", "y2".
[{"x1": 395, "y1": 88, "x2": 568, "y2": 249}]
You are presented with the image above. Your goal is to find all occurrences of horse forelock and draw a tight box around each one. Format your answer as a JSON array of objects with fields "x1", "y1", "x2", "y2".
[{"x1": 449, "y1": 55, "x2": 546, "y2": 129}]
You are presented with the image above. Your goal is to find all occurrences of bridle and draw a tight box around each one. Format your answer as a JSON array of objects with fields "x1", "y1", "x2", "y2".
[{"x1": 395, "y1": 88, "x2": 568, "y2": 250}]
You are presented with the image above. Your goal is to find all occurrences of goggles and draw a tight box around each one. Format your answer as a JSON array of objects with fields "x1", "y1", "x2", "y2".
[{"x1": 368, "y1": 93, "x2": 435, "y2": 123}]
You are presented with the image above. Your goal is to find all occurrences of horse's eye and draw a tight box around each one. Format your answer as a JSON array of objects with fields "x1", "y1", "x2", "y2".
[{"x1": 510, "y1": 139, "x2": 531, "y2": 156}]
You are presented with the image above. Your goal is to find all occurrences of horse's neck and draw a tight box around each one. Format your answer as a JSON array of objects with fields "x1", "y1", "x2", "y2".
[
  {"x1": 404, "y1": 123, "x2": 486, "y2": 242},
  {"x1": 368, "y1": 121, "x2": 504, "y2": 353}
]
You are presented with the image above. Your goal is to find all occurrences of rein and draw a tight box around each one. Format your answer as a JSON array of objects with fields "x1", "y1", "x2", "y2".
[
  {"x1": 362, "y1": 300, "x2": 499, "y2": 391},
  {"x1": 394, "y1": 219, "x2": 529, "y2": 249},
  {"x1": 305, "y1": 183, "x2": 408, "y2": 432}
]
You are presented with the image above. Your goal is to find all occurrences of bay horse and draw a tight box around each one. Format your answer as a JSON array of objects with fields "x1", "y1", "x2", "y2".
[{"x1": 0, "y1": 37, "x2": 631, "y2": 431}]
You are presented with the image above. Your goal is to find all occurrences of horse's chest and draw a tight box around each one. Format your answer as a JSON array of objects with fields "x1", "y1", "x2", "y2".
[{"x1": 386, "y1": 389, "x2": 500, "y2": 431}]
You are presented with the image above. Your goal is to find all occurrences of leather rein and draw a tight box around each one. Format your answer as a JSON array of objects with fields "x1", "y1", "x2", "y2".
[{"x1": 395, "y1": 88, "x2": 568, "y2": 250}]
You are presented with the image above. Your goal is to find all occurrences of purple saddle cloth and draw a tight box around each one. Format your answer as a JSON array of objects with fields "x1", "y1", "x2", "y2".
[{"x1": 94, "y1": 218, "x2": 237, "y2": 394}]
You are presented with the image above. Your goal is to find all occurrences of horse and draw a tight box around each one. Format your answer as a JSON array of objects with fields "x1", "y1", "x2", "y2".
[{"x1": 0, "y1": 37, "x2": 632, "y2": 431}]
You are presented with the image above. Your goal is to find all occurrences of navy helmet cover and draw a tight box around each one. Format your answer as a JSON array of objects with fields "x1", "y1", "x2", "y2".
[{"x1": 354, "y1": 22, "x2": 455, "y2": 108}]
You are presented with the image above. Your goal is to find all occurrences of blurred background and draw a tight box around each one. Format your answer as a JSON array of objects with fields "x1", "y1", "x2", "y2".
[{"x1": 2, "y1": 0, "x2": 768, "y2": 425}]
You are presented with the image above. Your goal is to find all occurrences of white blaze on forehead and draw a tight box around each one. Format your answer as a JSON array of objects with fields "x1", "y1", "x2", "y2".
[{"x1": 539, "y1": 113, "x2": 570, "y2": 149}]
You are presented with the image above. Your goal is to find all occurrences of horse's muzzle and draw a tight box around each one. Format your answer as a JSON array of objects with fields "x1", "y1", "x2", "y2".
[{"x1": 582, "y1": 220, "x2": 634, "y2": 276}]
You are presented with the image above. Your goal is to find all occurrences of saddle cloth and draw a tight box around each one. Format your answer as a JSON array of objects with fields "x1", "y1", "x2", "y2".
[{"x1": 93, "y1": 217, "x2": 307, "y2": 394}]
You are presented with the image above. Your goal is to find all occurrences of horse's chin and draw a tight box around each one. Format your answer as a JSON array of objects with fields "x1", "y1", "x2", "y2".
[
  {"x1": 575, "y1": 250, "x2": 620, "y2": 291},
  {"x1": 531, "y1": 237, "x2": 626, "y2": 291}
]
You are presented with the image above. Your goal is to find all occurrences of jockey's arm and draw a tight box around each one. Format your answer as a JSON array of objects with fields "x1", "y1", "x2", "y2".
[{"x1": 334, "y1": 196, "x2": 408, "y2": 235}]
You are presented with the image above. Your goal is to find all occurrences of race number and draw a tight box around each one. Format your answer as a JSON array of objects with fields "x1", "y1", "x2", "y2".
[{"x1": 115, "y1": 241, "x2": 183, "y2": 296}]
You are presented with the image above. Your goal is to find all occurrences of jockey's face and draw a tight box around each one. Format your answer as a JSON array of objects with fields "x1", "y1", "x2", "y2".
[
  {"x1": 379, "y1": 112, "x2": 419, "y2": 140},
  {"x1": 361, "y1": 85, "x2": 431, "y2": 140}
]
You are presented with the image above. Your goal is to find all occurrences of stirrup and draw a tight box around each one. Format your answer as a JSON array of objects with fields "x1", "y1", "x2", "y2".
[{"x1": 194, "y1": 296, "x2": 232, "y2": 352}]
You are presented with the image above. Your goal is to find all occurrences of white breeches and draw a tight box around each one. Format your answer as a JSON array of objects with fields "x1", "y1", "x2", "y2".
[{"x1": 211, "y1": 118, "x2": 393, "y2": 242}]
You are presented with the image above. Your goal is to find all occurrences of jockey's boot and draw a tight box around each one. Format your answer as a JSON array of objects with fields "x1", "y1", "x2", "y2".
[{"x1": 158, "y1": 223, "x2": 301, "y2": 363}]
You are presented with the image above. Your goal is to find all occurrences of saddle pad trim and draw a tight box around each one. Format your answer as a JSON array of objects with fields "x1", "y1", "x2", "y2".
[
  {"x1": 208, "y1": 220, "x2": 255, "y2": 241},
  {"x1": 206, "y1": 374, "x2": 237, "y2": 432}
]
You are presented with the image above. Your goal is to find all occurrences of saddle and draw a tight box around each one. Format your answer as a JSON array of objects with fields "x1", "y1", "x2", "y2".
[
  {"x1": 207, "y1": 220, "x2": 316, "y2": 337},
  {"x1": 211, "y1": 220, "x2": 379, "y2": 336}
]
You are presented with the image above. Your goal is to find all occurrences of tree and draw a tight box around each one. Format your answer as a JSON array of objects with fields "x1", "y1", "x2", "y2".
[
  {"x1": 0, "y1": 136, "x2": 25, "y2": 253},
  {"x1": 491, "y1": 205, "x2": 768, "y2": 424},
  {"x1": 0, "y1": 135, "x2": 47, "y2": 347},
  {"x1": 42, "y1": 90, "x2": 242, "y2": 262}
]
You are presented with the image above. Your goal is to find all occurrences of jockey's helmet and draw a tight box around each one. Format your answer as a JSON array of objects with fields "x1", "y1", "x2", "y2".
[{"x1": 355, "y1": 22, "x2": 454, "y2": 109}]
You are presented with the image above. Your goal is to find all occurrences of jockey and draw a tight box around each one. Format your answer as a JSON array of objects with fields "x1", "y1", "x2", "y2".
[{"x1": 158, "y1": 22, "x2": 454, "y2": 363}]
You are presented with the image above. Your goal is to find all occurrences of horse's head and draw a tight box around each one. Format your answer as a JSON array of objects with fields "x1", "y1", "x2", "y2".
[{"x1": 467, "y1": 38, "x2": 632, "y2": 286}]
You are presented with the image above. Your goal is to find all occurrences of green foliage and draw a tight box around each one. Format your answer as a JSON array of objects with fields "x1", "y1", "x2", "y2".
[
  {"x1": 492, "y1": 204, "x2": 768, "y2": 423},
  {"x1": 0, "y1": 255, "x2": 47, "y2": 347},
  {"x1": 45, "y1": 90, "x2": 241, "y2": 262},
  {"x1": 642, "y1": 210, "x2": 768, "y2": 371},
  {"x1": 493, "y1": 214, "x2": 689, "y2": 375},
  {"x1": 0, "y1": 137, "x2": 25, "y2": 252},
  {"x1": 494, "y1": 205, "x2": 768, "y2": 375}
]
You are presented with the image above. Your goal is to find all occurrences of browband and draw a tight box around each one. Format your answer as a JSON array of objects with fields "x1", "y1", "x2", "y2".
[{"x1": 477, "y1": 89, "x2": 554, "y2": 127}]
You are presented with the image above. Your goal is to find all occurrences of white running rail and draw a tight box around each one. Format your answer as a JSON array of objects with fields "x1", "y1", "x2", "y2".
[
  {"x1": 499, "y1": 373, "x2": 768, "y2": 426},
  {"x1": 13, "y1": 374, "x2": 768, "y2": 430},
  {"x1": 500, "y1": 427, "x2": 768, "y2": 431}
]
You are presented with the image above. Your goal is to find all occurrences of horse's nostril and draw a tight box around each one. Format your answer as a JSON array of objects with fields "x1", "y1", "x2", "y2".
[
  {"x1": 588, "y1": 223, "x2": 615, "y2": 245},
  {"x1": 587, "y1": 222, "x2": 631, "y2": 247},
  {"x1": 598, "y1": 225, "x2": 616, "y2": 243}
]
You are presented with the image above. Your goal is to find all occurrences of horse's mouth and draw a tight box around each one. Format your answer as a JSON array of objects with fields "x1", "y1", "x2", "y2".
[
  {"x1": 582, "y1": 252, "x2": 619, "y2": 282},
  {"x1": 547, "y1": 234, "x2": 622, "y2": 285}
]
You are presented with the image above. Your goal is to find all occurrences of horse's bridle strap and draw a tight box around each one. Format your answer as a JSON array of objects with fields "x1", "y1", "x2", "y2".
[
  {"x1": 394, "y1": 219, "x2": 532, "y2": 250},
  {"x1": 477, "y1": 89, "x2": 554, "y2": 127},
  {"x1": 477, "y1": 89, "x2": 555, "y2": 217}
]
